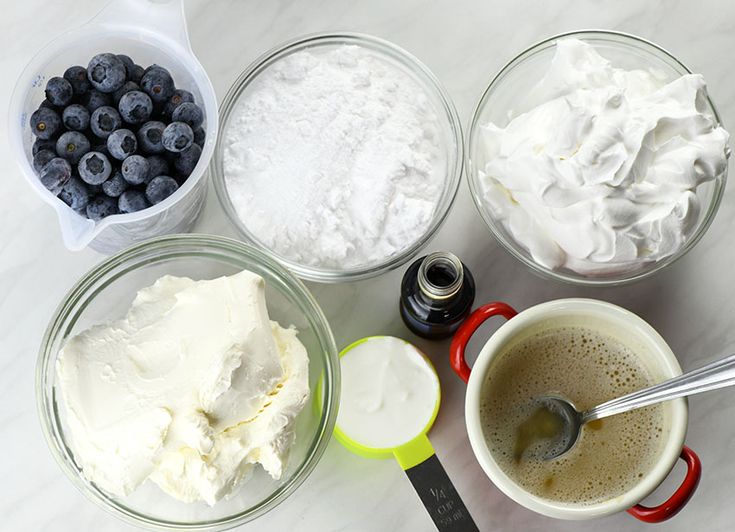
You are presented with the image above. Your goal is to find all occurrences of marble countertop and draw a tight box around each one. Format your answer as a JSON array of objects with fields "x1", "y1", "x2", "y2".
[{"x1": 3, "y1": 0, "x2": 735, "y2": 530}]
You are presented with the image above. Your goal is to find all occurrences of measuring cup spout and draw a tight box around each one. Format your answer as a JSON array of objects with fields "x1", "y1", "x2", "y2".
[
  {"x1": 55, "y1": 205, "x2": 96, "y2": 251},
  {"x1": 91, "y1": 0, "x2": 193, "y2": 52}
]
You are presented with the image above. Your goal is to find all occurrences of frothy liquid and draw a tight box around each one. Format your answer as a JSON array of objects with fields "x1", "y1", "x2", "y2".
[{"x1": 480, "y1": 326, "x2": 667, "y2": 505}]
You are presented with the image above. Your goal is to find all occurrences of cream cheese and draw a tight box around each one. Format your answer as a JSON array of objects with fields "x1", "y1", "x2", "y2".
[
  {"x1": 56, "y1": 270, "x2": 309, "y2": 505},
  {"x1": 479, "y1": 38, "x2": 730, "y2": 274}
]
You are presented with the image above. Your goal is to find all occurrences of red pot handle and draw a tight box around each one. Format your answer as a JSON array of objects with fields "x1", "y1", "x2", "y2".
[
  {"x1": 627, "y1": 446, "x2": 701, "y2": 523},
  {"x1": 450, "y1": 302, "x2": 518, "y2": 383}
]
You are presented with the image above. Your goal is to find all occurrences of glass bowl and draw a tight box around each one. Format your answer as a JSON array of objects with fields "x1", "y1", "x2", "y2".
[
  {"x1": 212, "y1": 32, "x2": 463, "y2": 283},
  {"x1": 36, "y1": 234, "x2": 339, "y2": 531},
  {"x1": 467, "y1": 30, "x2": 728, "y2": 286}
]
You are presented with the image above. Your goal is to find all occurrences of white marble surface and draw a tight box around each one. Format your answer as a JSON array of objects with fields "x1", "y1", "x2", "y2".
[{"x1": 3, "y1": 0, "x2": 735, "y2": 530}]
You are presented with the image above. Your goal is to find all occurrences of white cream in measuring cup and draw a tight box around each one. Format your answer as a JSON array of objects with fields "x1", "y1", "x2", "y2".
[
  {"x1": 333, "y1": 336, "x2": 478, "y2": 532},
  {"x1": 337, "y1": 336, "x2": 439, "y2": 448}
]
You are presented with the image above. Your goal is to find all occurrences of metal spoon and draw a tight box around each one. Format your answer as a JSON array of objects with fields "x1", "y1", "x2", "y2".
[{"x1": 536, "y1": 353, "x2": 735, "y2": 461}]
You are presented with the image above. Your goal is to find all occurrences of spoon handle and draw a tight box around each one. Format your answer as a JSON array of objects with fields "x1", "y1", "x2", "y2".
[{"x1": 582, "y1": 353, "x2": 735, "y2": 423}]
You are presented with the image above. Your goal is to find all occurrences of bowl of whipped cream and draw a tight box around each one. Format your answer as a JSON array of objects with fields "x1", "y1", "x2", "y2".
[
  {"x1": 36, "y1": 234, "x2": 339, "y2": 530},
  {"x1": 467, "y1": 30, "x2": 730, "y2": 285}
]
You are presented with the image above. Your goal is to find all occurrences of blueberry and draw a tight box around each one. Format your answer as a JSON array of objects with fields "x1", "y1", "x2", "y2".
[
  {"x1": 146, "y1": 155, "x2": 169, "y2": 178},
  {"x1": 174, "y1": 142, "x2": 201, "y2": 176},
  {"x1": 130, "y1": 64, "x2": 145, "y2": 84},
  {"x1": 118, "y1": 189, "x2": 149, "y2": 213},
  {"x1": 39, "y1": 157, "x2": 71, "y2": 194},
  {"x1": 92, "y1": 142, "x2": 109, "y2": 157},
  {"x1": 86, "y1": 183, "x2": 103, "y2": 196},
  {"x1": 59, "y1": 177, "x2": 90, "y2": 211},
  {"x1": 62, "y1": 104, "x2": 90, "y2": 131},
  {"x1": 115, "y1": 54, "x2": 135, "y2": 77},
  {"x1": 121, "y1": 154, "x2": 150, "y2": 185},
  {"x1": 162, "y1": 122, "x2": 193, "y2": 153},
  {"x1": 56, "y1": 131, "x2": 91, "y2": 164},
  {"x1": 140, "y1": 67, "x2": 175, "y2": 104},
  {"x1": 86, "y1": 195, "x2": 119, "y2": 220},
  {"x1": 90, "y1": 106, "x2": 122, "y2": 138},
  {"x1": 145, "y1": 175, "x2": 179, "y2": 204},
  {"x1": 33, "y1": 138, "x2": 56, "y2": 156},
  {"x1": 171, "y1": 102, "x2": 203, "y2": 129},
  {"x1": 192, "y1": 126, "x2": 206, "y2": 146},
  {"x1": 33, "y1": 149, "x2": 56, "y2": 173},
  {"x1": 163, "y1": 89, "x2": 194, "y2": 117},
  {"x1": 30, "y1": 107, "x2": 61, "y2": 139},
  {"x1": 164, "y1": 149, "x2": 179, "y2": 169},
  {"x1": 87, "y1": 53, "x2": 127, "y2": 93},
  {"x1": 63, "y1": 65, "x2": 90, "y2": 96},
  {"x1": 144, "y1": 64, "x2": 170, "y2": 77},
  {"x1": 45, "y1": 77, "x2": 73, "y2": 107},
  {"x1": 118, "y1": 90, "x2": 153, "y2": 124},
  {"x1": 82, "y1": 89, "x2": 113, "y2": 113},
  {"x1": 39, "y1": 99, "x2": 57, "y2": 110},
  {"x1": 101, "y1": 170, "x2": 128, "y2": 197},
  {"x1": 136, "y1": 121, "x2": 166, "y2": 154},
  {"x1": 112, "y1": 81, "x2": 140, "y2": 105},
  {"x1": 83, "y1": 89, "x2": 113, "y2": 112},
  {"x1": 107, "y1": 129, "x2": 137, "y2": 160},
  {"x1": 78, "y1": 151, "x2": 112, "y2": 185}
]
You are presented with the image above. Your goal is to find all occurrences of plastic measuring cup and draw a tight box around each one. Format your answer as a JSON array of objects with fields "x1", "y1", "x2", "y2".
[
  {"x1": 333, "y1": 336, "x2": 478, "y2": 532},
  {"x1": 8, "y1": 0, "x2": 218, "y2": 254}
]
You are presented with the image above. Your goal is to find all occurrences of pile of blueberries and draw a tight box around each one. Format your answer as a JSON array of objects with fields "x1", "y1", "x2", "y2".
[{"x1": 29, "y1": 53, "x2": 205, "y2": 221}]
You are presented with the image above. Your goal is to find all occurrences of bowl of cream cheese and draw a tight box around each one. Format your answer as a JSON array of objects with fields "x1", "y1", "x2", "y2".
[
  {"x1": 467, "y1": 30, "x2": 730, "y2": 286},
  {"x1": 37, "y1": 234, "x2": 339, "y2": 530}
]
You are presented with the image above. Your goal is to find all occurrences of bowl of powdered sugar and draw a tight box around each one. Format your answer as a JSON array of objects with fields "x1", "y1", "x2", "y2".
[{"x1": 213, "y1": 33, "x2": 463, "y2": 282}]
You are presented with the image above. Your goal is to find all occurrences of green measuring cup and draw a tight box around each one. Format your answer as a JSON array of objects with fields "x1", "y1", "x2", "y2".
[{"x1": 326, "y1": 336, "x2": 478, "y2": 532}]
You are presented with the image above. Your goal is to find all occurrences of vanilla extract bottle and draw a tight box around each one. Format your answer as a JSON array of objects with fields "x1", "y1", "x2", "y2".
[{"x1": 400, "y1": 251, "x2": 476, "y2": 340}]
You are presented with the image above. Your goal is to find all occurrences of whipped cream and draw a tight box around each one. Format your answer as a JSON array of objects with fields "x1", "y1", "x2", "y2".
[
  {"x1": 337, "y1": 337, "x2": 439, "y2": 449},
  {"x1": 56, "y1": 271, "x2": 309, "y2": 505},
  {"x1": 479, "y1": 38, "x2": 730, "y2": 274}
]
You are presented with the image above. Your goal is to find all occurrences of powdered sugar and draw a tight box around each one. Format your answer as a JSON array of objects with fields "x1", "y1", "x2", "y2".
[{"x1": 222, "y1": 44, "x2": 445, "y2": 269}]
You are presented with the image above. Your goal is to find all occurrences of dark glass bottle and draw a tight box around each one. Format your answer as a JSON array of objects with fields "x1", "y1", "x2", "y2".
[{"x1": 400, "y1": 251, "x2": 475, "y2": 340}]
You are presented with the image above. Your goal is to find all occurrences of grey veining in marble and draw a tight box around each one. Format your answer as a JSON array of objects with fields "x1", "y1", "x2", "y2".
[{"x1": 2, "y1": 0, "x2": 735, "y2": 530}]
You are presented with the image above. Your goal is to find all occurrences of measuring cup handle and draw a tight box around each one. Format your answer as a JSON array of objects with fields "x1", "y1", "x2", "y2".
[
  {"x1": 91, "y1": 0, "x2": 193, "y2": 51},
  {"x1": 627, "y1": 446, "x2": 701, "y2": 523},
  {"x1": 395, "y1": 435, "x2": 479, "y2": 532},
  {"x1": 450, "y1": 302, "x2": 517, "y2": 383}
]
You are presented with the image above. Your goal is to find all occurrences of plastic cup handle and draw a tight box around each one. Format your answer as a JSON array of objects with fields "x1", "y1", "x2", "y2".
[{"x1": 91, "y1": 0, "x2": 193, "y2": 51}]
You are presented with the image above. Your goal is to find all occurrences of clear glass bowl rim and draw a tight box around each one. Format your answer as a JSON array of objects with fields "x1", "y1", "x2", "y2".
[
  {"x1": 466, "y1": 29, "x2": 728, "y2": 287},
  {"x1": 35, "y1": 233, "x2": 340, "y2": 531},
  {"x1": 211, "y1": 31, "x2": 464, "y2": 283}
]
